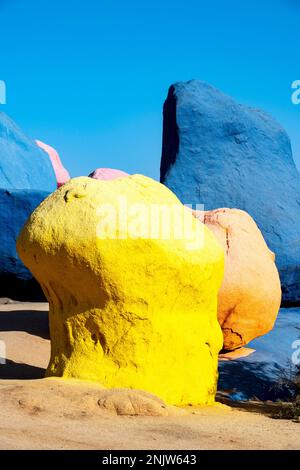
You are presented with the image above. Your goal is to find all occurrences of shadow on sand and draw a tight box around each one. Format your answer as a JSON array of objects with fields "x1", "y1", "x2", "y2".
[
  {"x1": 0, "y1": 359, "x2": 45, "y2": 379},
  {"x1": 0, "y1": 307, "x2": 49, "y2": 380}
]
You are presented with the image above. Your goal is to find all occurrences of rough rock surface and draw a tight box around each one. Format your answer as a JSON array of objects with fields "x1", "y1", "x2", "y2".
[
  {"x1": 0, "y1": 189, "x2": 49, "y2": 299},
  {"x1": 0, "y1": 112, "x2": 55, "y2": 298},
  {"x1": 219, "y1": 308, "x2": 300, "y2": 401},
  {"x1": 17, "y1": 175, "x2": 224, "y2": 405},
  {"x1": 0, "y1": 112, "x2": 56, "y2": 191},
  {"x1": 36, "y1": 140, "x2": 70, "y2": 188},
  {"x1": 89, "y1": 168, "x2": 128, "y2": 180},
  {"x1": 161, "y1": 80, "x2": 300, "y2": 305},
  {"x1": 194, "y1": 208, "x2": 281, "y2": 350}
]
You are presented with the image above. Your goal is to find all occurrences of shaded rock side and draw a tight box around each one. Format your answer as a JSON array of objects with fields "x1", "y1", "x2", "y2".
[{"x1": 0, "y1": 112, "x2": 56, "y2": 191}]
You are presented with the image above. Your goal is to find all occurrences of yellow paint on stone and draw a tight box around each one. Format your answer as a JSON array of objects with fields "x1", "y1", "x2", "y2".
[{"x1": 17, "y1": 175, "x2": 224, "y2": 405}]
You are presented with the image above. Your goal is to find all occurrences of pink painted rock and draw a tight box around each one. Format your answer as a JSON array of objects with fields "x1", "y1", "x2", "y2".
[
  {"x1": 89, "y1": 168, "x2": 129, "y2": 180},
  {"x1": 36, "y1": 140, "x2": 70, "y2": 188}
]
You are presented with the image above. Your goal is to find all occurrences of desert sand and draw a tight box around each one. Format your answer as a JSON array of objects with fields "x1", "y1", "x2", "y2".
[{"x1": 0, "y1": 302, "x2": 299, "y2": 450}]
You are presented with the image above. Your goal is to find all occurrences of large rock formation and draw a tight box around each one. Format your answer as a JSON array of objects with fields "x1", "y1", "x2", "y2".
[
  {"x1": 0, "y1": 112, "x2": 56, "y2": 191},
  {"x1": 161, "y1": 80, "x2": 300, "y2": 305},
  {"x1": 0, "y1": 112, "x2": 56, "y2": 298},
  {"x1": 17, "y1": 175, "x2": 224, "y2": 405},
  {"x1": 36, "y1": 140, "x2": 70, "y2": 188},
  {"x1": 0, "y1": 189, "x2": 49, "y2": 299},
  {"x1": 89, "y1": 168, "x2": 128, "y2": 180},
  {"x1": 194, "y1": 209, "x2": 281, "y2": 350}
]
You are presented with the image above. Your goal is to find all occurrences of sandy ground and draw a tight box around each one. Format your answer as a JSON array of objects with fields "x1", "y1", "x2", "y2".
[{"x1": 0, "y1": 302, "x2": 299, "y2": 450}]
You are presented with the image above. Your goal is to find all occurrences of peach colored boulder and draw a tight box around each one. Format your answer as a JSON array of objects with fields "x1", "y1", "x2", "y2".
[
  {"x1": 36, "y1": 140, "x2": 70, "y2": 188},
  {"x1": 89, "y1": 168, "x2": 128, "y2": 181},
  {"x1": 194, "y1": 208, "x2": 281, "y2": 351}
]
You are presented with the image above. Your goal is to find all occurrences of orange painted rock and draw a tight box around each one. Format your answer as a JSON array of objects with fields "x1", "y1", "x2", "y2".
[{"x1": 194, "y1": 208, "x2": 281, "y2": 351}]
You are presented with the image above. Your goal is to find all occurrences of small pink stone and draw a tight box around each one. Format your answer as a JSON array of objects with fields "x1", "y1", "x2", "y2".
[{"x1": 88, "y1": 168, "x2": 129, "y2": 181}]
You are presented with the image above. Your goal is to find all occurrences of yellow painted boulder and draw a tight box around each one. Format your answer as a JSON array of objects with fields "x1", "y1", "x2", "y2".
[
  {"x1": 17, "y1": 175, "x2": 224, "y2": 406},
  {"x1": 194, "y1": 208, "x2": 281, "y2": 351}
]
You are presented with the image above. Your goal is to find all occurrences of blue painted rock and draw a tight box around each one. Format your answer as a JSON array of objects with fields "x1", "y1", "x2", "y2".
[
  {"x1": 218, "y1": 308, "x2": 300, "y2": 401},
  {"x1": 0, "y1": 189, "x2": 50, "y2": 299},
  {"x1": 0, "y1": 112, "x2": 56, "y2": 299},
  {"x1": 161, "y1": 80, "x2": 300, "y2": 305},
  {"x1": 193, "y1": 208, "x2": 281, "y2": 350},
  {"x1": 0, "y1": 112, "x2": 56, "y2": 191}
]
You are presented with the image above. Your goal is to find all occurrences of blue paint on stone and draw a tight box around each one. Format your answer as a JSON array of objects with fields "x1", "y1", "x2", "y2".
[
  {"x1": 0, "y1": 112, "x2": 56, "y2": 191},
  {"x1": 0, "y1": 189, "x2": 50, "y2": 299},
  {"x1": 0, "y1": 112, "x2": 55, "y2": 299},
  {"x1": 161, "y1": 80, "x2": 300, "y2": 305},
  {"x1": 218, "y1": 308, "x2": 300, "y2": 401}
]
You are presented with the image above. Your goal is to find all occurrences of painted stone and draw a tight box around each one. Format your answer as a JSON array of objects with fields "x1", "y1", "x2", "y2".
[
  {"x1": 89, "y1": 168, "x2": 128, "y2": 180},
  {"x1": 17, "y1": 175, "x2": 224, "y2": 405},
  {"x1": 0, "y1": 112, "x2": 56, "y2": 191},
  {"x1": 0, "y1": 188, "x2": 49, "y2": 299},
  {"x1": 161, "y1": 80, "x2": 300, "y2": 305},
  {"x1": 36, "y1": 140, "x2": 70, "y2": 188},
  {"x1": 194, "y1": 209, "x2": 281, "y2": 350}
]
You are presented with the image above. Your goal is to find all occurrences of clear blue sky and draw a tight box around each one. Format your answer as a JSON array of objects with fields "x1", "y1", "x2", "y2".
[{"x1": 1, "y1": 0, "x2": 299, "y2": 179}]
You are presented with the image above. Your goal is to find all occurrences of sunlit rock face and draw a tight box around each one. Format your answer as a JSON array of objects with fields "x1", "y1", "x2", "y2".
[
  {"x1": 17, "y1": 175, "x2": 224, "y2": 406},
  {"x1": 0, "y1": 112, "x2": 56, "y2": 191},
  {"x1": 194, "y1": 208, "x2": 281, "y2": 351},
  {"x1": 161, "y1": 80, "x2": 300, "y2": 305}
]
